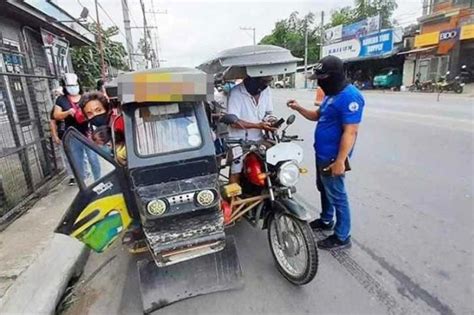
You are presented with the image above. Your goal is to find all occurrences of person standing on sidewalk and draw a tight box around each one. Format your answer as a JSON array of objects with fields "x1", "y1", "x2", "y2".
[
  {"x1": 49, "y1": 87, "x2": 76, "y2": 185},
  {"x1": 287, "y1": 55, "x2": 365, "y2": 250},
  {"x1": 53, "y1": 73, "x2": 101, "y2": 182}
]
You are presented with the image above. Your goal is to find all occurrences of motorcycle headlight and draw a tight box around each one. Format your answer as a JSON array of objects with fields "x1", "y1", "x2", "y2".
[
  {"x1": 278, "y1": 161, "x2": 300, "y2": 187},
  {"x1": 196, "y1": 190, "x2": 215, "y2": 207},
  {"x1": 147, "y1": 199, "x2": 168, "y2": 216}
]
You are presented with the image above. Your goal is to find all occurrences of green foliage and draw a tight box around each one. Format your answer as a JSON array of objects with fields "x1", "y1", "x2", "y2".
[
  {"x1": 330, "y1": 0, "x2": 398, "y2": 28},
  {"x1": 260, "y1": 11, "x2": 322, "y2": 64},
  {"x1": 71, "y1": 23, "x2": 128, "y2": 89},
  {"x1": 259, "y1": 1, "x2": 397, "y2": 64},
  {"x1": 330, "y1": 7, "x2": 353, "y2": 27}
]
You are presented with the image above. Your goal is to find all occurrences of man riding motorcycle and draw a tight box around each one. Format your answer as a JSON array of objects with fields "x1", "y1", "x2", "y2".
[{"x1": 227, "y1": 75, "x2": 277, "y2": 183}]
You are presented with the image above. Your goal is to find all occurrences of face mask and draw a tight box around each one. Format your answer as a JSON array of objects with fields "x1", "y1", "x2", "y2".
[
  {"x1": 244, "y1": 77, "x2": 268, "y2": 96},
  {"x1": 66, "y1": 85, "x2": 80, "y2": 96},
  {"x1": 223, "y1": 83, "x2": 235, "y2": 94},
  {"x1": 318, "y1": 72, "x2": 348, "y2": 96},
  {"x1": 89, "y1": 113, "x2": 108, "y2": 127},
  {"x1": 99, "y1": 145, "x2": 112, "y2": 156}
]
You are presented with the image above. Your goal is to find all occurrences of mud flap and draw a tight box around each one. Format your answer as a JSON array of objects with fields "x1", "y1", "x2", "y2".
[{"x1": 137, "y1": 236, "x2": 243, "y2": 313}]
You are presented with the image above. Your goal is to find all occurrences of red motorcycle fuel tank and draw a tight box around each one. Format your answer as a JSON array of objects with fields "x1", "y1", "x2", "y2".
[{"x1": 243, "y1": 153, "x2": 266, "y2": 186}]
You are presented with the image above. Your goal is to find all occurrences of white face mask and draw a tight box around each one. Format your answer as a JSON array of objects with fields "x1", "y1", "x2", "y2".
[{"x1": 66, "y1": 85, "x2": 80, "y2": 96}]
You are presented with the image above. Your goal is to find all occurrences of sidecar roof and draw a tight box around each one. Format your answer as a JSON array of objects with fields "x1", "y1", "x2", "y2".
[
  {"x1": 197, "y1": 45, "x2": 302, "y2": 80},
  {"x1": 117, "y1": 67, "x2": 213, "y2": 104}
]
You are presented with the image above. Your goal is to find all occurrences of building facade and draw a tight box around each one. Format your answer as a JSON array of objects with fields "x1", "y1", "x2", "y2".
[
  {"x1": 406, "y1": 0, "x2": 474, "y2": 83},
  {"x1": 0, "y1": 0, "x2": 92, "y2": 218},
  {"x1": 322, "y1": 15, "x2": 406, "y2": 89}
]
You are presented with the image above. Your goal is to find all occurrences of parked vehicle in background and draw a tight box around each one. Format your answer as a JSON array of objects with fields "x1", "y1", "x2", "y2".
[
  {"x1": 434, "y1": 71, "x2": 464, "y2": 94},
  {"x1": 353, "y1": 80, "x2": 373, "y2": 90},
  {"x1": 409, "y1": 73, "x2": 434, "y2": 92},
  {"x1": 274, "y1": 77, "x2": 290, "y2": 88},
  {"x1": 460, "y1": 65, "x2": 473, "y2": 83},
  {"x1": 373, "y1": 68, "x2": 402, "y2": 90}
]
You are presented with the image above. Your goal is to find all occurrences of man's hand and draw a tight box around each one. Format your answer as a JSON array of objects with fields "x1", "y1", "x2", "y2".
[
  {"x1": 325, "y1": 160, "x2": 345, "y2": 176},
  {"x1": 68, "y1": 108, "x2": 76, "y2": 116},
  {"x1": 258, "y1": 121, "x2": 277, "y2": 132},
  {"x1": 287, "y1": 99, "x2": 301, "y2": 110}
]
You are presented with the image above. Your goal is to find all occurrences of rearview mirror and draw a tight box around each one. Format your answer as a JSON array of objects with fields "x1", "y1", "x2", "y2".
[
  {"x1": 220, "y1": 114, "x2": 239, "y2": 125},
  {"x1": 286, "y1": 114, "x2": 296, "y2": 125}
]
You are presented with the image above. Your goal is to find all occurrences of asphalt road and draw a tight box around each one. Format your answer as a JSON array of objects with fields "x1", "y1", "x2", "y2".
[{"x1": 62, "y1": 90, "x2": 473, "y2": 315}]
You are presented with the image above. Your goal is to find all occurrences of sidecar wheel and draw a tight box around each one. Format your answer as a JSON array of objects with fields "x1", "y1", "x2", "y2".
[{"x1": 267, "y1": 214, "x2": 318, "y2": 285}]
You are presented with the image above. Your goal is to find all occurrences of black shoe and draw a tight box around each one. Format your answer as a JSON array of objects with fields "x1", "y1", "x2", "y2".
[
  {"x1": 317, "y1": 234, "x2": 352, "y2": 250},
  {"x1": 310, "y1": 218, "x2": 334, "y2": 231},
  {"x1": 68, "y1": 178, "x2": 76, "y2": 186}
]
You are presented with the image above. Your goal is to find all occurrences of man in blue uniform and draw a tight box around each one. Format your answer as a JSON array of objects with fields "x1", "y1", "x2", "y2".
[{"x1": 287, "y1": 55, "x2": 365, "y2": 250}]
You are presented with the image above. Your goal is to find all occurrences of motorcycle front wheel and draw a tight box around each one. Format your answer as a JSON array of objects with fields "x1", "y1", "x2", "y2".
[
  {"x1": 267, "y1": 213, "x2": 318, "y2": 285},
  {"x1": 455, "y1": 86, "x2": 463, "y2": 94}
]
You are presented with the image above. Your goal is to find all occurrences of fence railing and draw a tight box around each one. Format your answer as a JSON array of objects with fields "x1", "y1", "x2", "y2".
[{"x1": 0, "y1": 30, "x2": 63, "y2": 218}]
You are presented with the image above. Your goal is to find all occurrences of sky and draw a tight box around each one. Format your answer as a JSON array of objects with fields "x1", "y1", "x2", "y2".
[{"x1": 57, "y1": 0, "x2": 423, "y2": 68}]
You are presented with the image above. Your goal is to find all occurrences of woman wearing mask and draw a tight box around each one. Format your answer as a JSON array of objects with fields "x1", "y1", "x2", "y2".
[
  {"x1": 54, "y1": 73, "x2": 101, "y2": 182},
  {"x1": 81, "y1": 92, "x2": 127, "y2": 165}
]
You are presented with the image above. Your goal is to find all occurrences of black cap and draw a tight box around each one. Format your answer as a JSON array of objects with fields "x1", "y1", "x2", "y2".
[{"x1": 309, "y1": 55, "x2": 344, "y2": 80}]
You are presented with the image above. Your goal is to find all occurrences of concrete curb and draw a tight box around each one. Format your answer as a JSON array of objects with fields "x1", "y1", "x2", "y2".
[
  {"x1": 0, "y1": 172, "x2": 66, "y2": 231},
  {"x1": 0, "y1": 234, "x2": 89, "y2": 315}
]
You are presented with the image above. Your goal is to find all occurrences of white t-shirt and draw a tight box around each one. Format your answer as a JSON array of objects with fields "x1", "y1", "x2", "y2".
[{"x1": 227, "y1": 83, "x2": 273, "y2": 141}]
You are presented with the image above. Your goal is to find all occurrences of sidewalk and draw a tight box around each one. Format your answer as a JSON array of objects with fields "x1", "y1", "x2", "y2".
[{"x1": 0, "y1": 179, "x2": 87, "y2": 314}]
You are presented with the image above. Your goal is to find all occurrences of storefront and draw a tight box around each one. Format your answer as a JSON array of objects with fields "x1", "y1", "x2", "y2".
[
  {"x1": 322, "y1": 28, "x2": 404, "y2": 87},
  {"x1": 408, "y1": 3, "x2": 474, "y2": 85}
]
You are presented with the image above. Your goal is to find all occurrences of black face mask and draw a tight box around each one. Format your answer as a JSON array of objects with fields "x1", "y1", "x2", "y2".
[
  {"x1": 89, "y1": 113, "x2": 108, "y2": 127},
  {"x1": 318, "y1": 72, "x2": 348, "y2": 96},
  {"x1": 244, "y1": 77, "x2": 268, "y2": 96}
]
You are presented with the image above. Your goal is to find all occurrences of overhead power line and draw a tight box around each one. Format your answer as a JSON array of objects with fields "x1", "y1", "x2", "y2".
[{"x1": 96, "y1": 0, "x2": 134, "y2": 49}]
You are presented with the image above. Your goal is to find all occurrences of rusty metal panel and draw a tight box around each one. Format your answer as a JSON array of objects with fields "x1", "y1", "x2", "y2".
[{"x1": 137, "y1": 236, "x2": 243, "y2": 314}]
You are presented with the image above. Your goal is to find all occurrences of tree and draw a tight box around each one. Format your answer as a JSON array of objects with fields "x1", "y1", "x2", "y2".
[
  {"x1": 260, "y1": 11, "x2": 321, "y2": 65},
  {"x1": 71, "y1": 23, "x2": 128, "y2": 88},
  {"x1": 330, "y1": 0, "x2": 398, "y2": 28},
  {"x1": 330, "y1": 7, "x2": 353, "y2": 27}
]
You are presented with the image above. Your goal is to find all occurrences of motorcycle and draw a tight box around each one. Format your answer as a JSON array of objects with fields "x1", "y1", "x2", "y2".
[
  {"x1": 435, "y1": 71, "x2": 464, "y2": 94},
  {"x1": 219, "y1": 113, "x2": 318, "y2": 285},
  {"x1": 460, "y1": 65, "x2": 473, "y2": 84},
  {"x1": 409, "y1": 73, "x2": 434, "y2": 92}
]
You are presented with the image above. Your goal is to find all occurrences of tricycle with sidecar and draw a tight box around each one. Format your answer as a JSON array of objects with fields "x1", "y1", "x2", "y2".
[{"x1": 56, "y1": 45, "x2": 318, "y2": 313}]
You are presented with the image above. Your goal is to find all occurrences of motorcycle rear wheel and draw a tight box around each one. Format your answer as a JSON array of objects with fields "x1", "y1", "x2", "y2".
[{"x1": 267, "y1": 213, "x2": 318, "y2": 285}]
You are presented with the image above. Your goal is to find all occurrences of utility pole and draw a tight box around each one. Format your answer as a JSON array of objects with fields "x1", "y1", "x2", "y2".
[
  {"x1": 148, "y1": 1, "x2": 167, "y2": 68},
  {"x1": 139, "y1": 0, "x2": 150, "y2": 69},
  {"x1": 320, "y1": 11, "x2": 325, "y2": 59},
  {"x1": 304, "y1": 27, "x2": 308, "y2": 89},
  {"x1": 95, "y1": 0, "x2": 106, "y2": 80},
  {"x1": 121, "y1": 0, "x2": 134, "y2": 70},
  {"x1": 240, "y1": 26, "x2": 256, "y2": 45}
]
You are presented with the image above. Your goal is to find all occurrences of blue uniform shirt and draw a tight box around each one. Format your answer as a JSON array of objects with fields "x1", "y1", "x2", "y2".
[{"x1": 314, "y1": 84, "x2": 365, "y2": 163}]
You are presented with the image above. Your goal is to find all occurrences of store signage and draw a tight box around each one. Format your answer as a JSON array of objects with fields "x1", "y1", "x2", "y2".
[
  {"x1": 324, "y1": 15, "x2": 380, "y2": 43},
  {"x1": 322, "y1": 29, "x2": 394, "y2": 60},
  {"x1": 342, "y1": 15, "x2": 381, "y2": 40},
  {"x1": 322, "y1": 39, "x2": 361, "y2": 60},
  {"x1": 415, "y1": 31, "x2": 440, "y2": 47},
  {"x1": 359, "y1": 30, "x2": 393, "y2": 57},
  {"x1": 325, "y1": 25, "x2": 343, "y2": 43},
  {"x1": 439, "y1": 28, "x2": 459, "y2": 41},
  {"x1": 460, "y1": 24, "x2": 474, "y2": 40}
]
